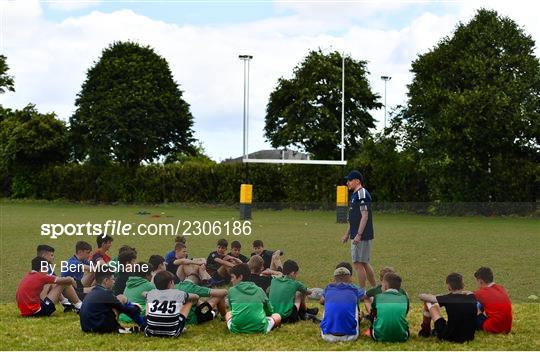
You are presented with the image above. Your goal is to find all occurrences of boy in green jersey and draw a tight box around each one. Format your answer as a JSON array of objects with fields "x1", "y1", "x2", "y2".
[
  {"x1": 119, "y1": 262, "x2": 155, "y2": 323},
  {"x1": 364, "y1": 266, "x2": 407, "y2": 320},
  {"x1": 370, "y1": 273, "x2": 410, "y2": 342},
  {"x1": 226, "y1": 264, "x2": 281, "y2": 333},
  {"x1": 269, "y1": 260, "x2": 319, "y2": 323},
  {"x1": 175, "y1": 273, "x2": 227, "y2": 324}
]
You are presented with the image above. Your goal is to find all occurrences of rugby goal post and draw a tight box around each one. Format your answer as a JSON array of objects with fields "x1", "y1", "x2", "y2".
[{"x1": 239, "y1": 53, "x2": 348, "y2": 222}]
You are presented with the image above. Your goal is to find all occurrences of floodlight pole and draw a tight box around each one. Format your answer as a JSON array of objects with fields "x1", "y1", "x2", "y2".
[{"x1": 380, "y1": 75, "x2": 391, "y2": 129}]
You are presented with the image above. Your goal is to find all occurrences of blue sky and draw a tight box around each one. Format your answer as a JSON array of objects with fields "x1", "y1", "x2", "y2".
[
  {"x1": 41, "y1": 1, "x2": 457, "y2": 30},
  {"x1": 3, "y1": 0, "x2": 538, "y2": 161}
]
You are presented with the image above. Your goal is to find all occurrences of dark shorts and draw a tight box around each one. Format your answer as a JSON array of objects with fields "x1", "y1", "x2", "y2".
[
  {"x1": 85, "y1": 313, "x2": 122, "y2": 334},
  {"x1": 195, "y1": 302, "x2": 214, "y2": 324},
  {"x1": 476, "y1": 314, "x2": 487, "y2": 330},
  {"x1": 33, "y1": 298, "x2": 56, "y2": 317},
  {"x1": 282, "y1": 305, "x2": 300, "y2": 324},
  {"x1": 74, "y1": 278, "x2": 86, "y2": 300},
  {"x1": 434, "y1": 317, "x2": 448, "y2": 340}
]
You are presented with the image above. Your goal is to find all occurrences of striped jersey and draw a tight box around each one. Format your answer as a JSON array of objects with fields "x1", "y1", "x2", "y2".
[{"x1": 145, "y1": 288, "x2": 188, "y2": 337}]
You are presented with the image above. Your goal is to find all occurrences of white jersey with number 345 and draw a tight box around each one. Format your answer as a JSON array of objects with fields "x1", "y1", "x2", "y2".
[{"x1": 145, "y1": 288, "x2": 188, "y2": 337}]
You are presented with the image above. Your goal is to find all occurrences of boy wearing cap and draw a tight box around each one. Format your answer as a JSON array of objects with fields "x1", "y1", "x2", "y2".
[
  {"x1": 320, "y1": 267, "x2": 365, "y2": 342},
  {"x1": 340, "y1": 170, "x2": 376, "y2": 289}
]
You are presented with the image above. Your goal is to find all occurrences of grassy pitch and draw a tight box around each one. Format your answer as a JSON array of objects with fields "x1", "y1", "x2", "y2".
[{"x1": 0, "y1": 200, "x2": 538, "y2": 350}]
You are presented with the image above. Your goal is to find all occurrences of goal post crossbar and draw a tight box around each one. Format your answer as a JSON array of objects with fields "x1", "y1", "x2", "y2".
[{"x1": 242, "y1": 158, "x2": 347, "y2": 165}]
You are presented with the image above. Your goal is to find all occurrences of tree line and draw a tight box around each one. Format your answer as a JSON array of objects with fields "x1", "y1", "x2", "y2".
[{"x1": 1, "y1": 9, "x2": 538, "y2": 203}]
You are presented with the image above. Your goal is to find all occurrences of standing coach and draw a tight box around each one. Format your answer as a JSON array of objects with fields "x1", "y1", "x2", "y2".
[{"x1": 340, "y1": 170, "x2": 376, "y2": 289}]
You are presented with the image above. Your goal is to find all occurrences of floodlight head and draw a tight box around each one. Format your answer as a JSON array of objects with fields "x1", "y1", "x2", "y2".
[
  {"x1": 380, "y1": 75, "x2": 392, "y2": 81},
  {"x1": 239, "y1": 55, "x2": 253, "y2": 60}
]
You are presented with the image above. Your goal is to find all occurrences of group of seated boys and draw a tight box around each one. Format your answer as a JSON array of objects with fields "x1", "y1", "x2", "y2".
[{"x1": 16, "y1": 236, "x2": 512, "y2": 343}]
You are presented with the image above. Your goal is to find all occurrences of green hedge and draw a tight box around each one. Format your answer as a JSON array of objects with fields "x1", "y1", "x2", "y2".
[
  {"x1": 27, "y1": 163, "x2": 345, "y2": 203},
  {"x1": 5, "y1": 161, "x2": 421, "y2": 203},
  {"x1": 2, "y1": 159, "x2": 535, "y2": 207}
]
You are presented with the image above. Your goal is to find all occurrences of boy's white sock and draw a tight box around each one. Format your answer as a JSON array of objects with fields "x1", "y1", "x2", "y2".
[
  {"x1": 60, "y1": 296, "x2": 70, "y2": 305},
  {"x1": 74, "y1": 301, "x2": 82, "y2": 309}
]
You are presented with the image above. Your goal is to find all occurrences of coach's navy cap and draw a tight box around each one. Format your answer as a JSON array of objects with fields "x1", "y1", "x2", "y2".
[{"x1": 345, "y1": 170, "x2": 363, "y2": 182}]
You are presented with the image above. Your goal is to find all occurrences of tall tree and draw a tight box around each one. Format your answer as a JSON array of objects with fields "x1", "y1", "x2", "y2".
[
  {"x1": 0, "y1": 104, "x2": 69, "y2": 174},
  {"x1": 0, "y1": 55, "x2": 15, "y2": 95},
  {"x1": 398, "y1": 9, "x2": 540, "y2": 201},
  {"x1": 70, "y1": 41, "x2": 195, "y2": 166},
  {"x1": 0, "y1": 55, "x2": 15, "y2": 121},
  {"x1": 264, "y1": 49, "x2": 382, "y2": 160}
]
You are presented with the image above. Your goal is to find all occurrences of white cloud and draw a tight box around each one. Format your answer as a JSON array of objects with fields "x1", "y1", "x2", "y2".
[{"x1": 1, "y1": 1, "x2": 538, "y2": 161}]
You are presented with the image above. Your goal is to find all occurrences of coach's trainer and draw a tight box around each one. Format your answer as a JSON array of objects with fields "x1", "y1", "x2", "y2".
[{"x1": 340, "y1": 170, "x2": 376, "y2": 289}]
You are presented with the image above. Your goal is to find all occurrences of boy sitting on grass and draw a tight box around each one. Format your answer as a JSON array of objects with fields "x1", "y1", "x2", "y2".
[
  {"x1": 474, "y1": 266, "x2": 512, "y2": 334},
  {"x1": 91, "y1": 235, "x2": 113, "y2": 265},
  {"x1": 228, "y1": 241, "x2": 249, "y2": 263},
  {"x1": 364, "y1": 266, "x2": 407, "y2": 320},
  {"x1": 119, "y1": 262, "x2": 155, "y2": 323},
  {"x1": 16, "y1": 257, "x2": 83, "y2": 317},
  {"x1": 145, "y1": 271, "x2": 199, "y2": 338},
  {"x1": 370, "y1": 273, "x2": 409, "y2": 342},
  {"x1": 251, "y1": 240, "x2": 283, "y2": 272},
  {"x1": 269, "y1": 260, "x2": 319, "y2": 323},
  {"x1": 247, "y1": 255, "x2": 273, "y2": 293},
  {"x1": 226, "y1": 264, "x2": 281, "y2": 334},
  {"x1": 112, "y1": 249, "x2": 138, "y2": 295},
  {"x1": 79, "y1": 266, "x2": 145, "y2": 333},
  {"x1": 176, "y1": 273, "x2": 228, "y2": 324},
  {"x1": 61, "y1": 241, "x2": 95, "y2": 298},
  {"x1": 320, "y1": 267, "x2": 364, "y2": 342},
  {"x1": 36, "y1": 244, "x2": 56, "y2": 275},
  {"x1": 37, "y1": 244, "x2": 74, "y2": 311},
  {"x1": 173, "y1": 242, "x2": 211, "y2": 283},
  {"x1": 207, "y1": 239, "x2": 243, "y2": 284},
  {"x1": 149, "y1": 255, "x2": 166, "y2": 284},
  {"x1": 419, "y1": 272, "x2": 477, "y2": 343},
  {"x1": 165, "y1": 236, "x2": 187, "y2": 278},
  {"x1": 109, "y1": 245, "x2": 136, "y2": 278}
]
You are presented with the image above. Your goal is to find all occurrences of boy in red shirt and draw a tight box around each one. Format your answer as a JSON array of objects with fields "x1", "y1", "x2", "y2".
[
  {"x1": 474, "y1": 267, "x2": 512, "y2": 334},
  {"x1": 16, "y1": 257, "x2": 82, "y2": 317},
  {"x1": 91, "y1": 235, "x2": 113, "y2": 265}
]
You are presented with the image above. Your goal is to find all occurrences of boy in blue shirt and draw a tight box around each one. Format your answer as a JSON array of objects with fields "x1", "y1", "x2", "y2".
[
  {"x1": 320, "y1": 267, "x2": 365, "y2": 342},
  {"x1": 79, "y1": 266, "x2": 145, "y2": 333},
  {"x1": 61, "y1": 241, "x2": 94, "y2": 299}
]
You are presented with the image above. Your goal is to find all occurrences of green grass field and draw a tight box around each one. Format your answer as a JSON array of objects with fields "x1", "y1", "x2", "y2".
[{"x1": 1, "y1": 200, "x2": 539, "y2": 350}]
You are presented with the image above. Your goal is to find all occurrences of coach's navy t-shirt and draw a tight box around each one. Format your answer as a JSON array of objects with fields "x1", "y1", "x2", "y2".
[{"x1": 348, "y1": 188, "x2": 374, "y2": 240}]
